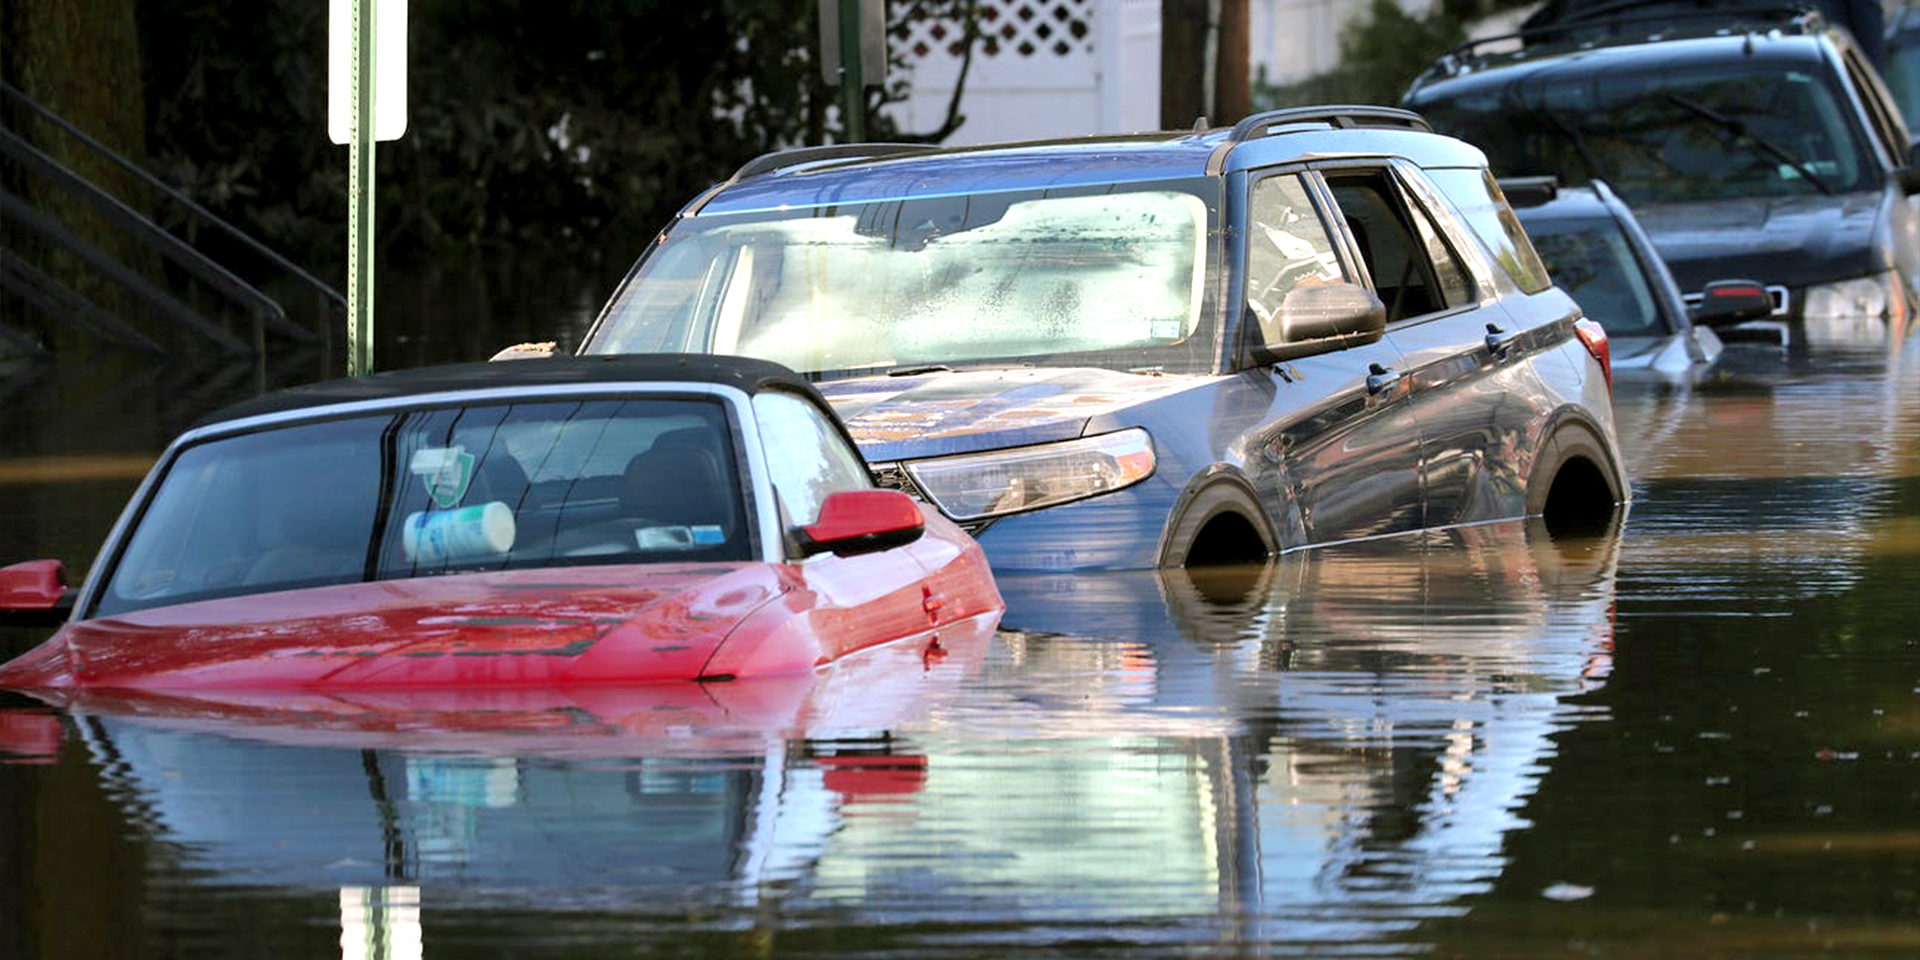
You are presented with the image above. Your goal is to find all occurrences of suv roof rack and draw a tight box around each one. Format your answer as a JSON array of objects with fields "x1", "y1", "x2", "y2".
[
  {"x1": 730, "y1": 143, "x2": 940, "y2": 181},
  {"x1": 1227, "y1": 105, "x2": 1433, "y2": 142},
  {"x1": 681, "y1": 142, "x2": 942, "y2": 217},
  {"x1": 1434, "y1": 3, "x2": 1823, "y2": 73},
  {"x1": 1207, "y1": 106, "x2": 1432, "y2": 173}
]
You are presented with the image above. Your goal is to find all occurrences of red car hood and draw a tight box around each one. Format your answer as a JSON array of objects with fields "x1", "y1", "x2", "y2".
[{"x1": 0, "y1": 564, "x2": 788, "y2": 690}]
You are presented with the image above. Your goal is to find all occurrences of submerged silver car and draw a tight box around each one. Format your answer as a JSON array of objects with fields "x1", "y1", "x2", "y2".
[{"x1": 577, "y1": 107, "x2": 1628, "y2": 570}]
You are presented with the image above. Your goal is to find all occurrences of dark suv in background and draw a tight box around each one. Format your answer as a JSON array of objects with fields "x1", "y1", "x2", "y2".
[
  {"x1": 575, "y1": 108, "x2": 1625, "y2": 571},
  {"x1": 1405, "y1": 6, "x2": 1920, "y2": 343}
]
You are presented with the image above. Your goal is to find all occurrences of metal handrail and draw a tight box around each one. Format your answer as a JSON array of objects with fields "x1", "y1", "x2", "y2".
[
  {"x1": 1, "y1": 190, "x2": 250, "y2": 352},
  {"x1": 0, "y1": 81, "x2": 345, "y2": 321},
  {"x1": 0, "y1": 128, "x2": 311, "y2": 343}
]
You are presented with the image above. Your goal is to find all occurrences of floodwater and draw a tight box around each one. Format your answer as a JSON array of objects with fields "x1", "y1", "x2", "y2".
[{"x1": 2, "y1": 316, "x2": 1917, "y2": 958}]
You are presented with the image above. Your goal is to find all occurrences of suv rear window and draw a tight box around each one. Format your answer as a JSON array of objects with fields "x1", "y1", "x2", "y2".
[{"x1": 1424, "y1": 168, "x2": 1553, "y2": 294}]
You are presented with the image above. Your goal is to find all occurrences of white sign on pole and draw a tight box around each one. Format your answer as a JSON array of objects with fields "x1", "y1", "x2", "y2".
[{"x1": 328, "y1": 0, "x2": 408, "y2": 144}]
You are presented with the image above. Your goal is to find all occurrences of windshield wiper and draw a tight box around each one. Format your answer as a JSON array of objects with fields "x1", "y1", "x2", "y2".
[
  {"x1": 1545, "y1": 109, "x2": 1607, "y2": 183},
  {"x1": 1665, "y1": 93, "x2": 1835, "y2": 196},
  {"x1": 886, "y1": 363, "x2": 954, "y2": 377}
]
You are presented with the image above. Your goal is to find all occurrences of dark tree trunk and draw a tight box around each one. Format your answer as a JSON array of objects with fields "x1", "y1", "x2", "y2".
[
  {"x1": 1213, "y1": 0, "x2": 1250, "y2": 125},
  {"x1": 1160, "y1": 0, "x2": 1208, "y2": 129},
  {"x1": 1160, "y1": 0, "x2": 1250, "y2": 130}
]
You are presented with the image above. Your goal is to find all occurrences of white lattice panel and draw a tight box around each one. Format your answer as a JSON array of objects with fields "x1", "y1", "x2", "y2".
[
  {"x1": 894, "y1": 0, "x2": 1095, "y2": 60},
  {"x1": 886, "y1": 0, "x2": 1158, "y2": 145}
]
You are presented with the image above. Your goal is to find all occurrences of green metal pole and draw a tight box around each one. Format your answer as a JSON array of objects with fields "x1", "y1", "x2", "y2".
[
  {"x1": 347, "y1": 0, "x2": 377, "y2": 376},
  {"x1": 838, "y1": 0, "x2": 865, "y2": 142}
]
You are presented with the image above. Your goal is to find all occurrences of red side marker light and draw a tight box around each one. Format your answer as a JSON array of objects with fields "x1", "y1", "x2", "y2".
[{"x1": 1574, "y1": 318, "x2": 1611, "y2": 394}]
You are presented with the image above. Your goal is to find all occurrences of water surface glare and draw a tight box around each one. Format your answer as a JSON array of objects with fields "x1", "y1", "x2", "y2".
[{"x1": 3, "y1": 330, "x2": 1919, "y2": 958}]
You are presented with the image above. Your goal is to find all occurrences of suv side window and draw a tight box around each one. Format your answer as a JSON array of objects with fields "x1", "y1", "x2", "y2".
[
  {"x1": 1245, "y1": 172, "x2": 1347, "y2": 328},
  {"x1": 1323, "y1": 169, "x2": 1460, "y2": 323},
  {"x1": 1424, "y1": 167, "x2": 1554, "y2": 295},
  {"x1": 1404, "y1": 192, "x2": 1475, "y2": 308},
  {"x1": 751, "y1": 391, "x2": 872, "y2": 527}
]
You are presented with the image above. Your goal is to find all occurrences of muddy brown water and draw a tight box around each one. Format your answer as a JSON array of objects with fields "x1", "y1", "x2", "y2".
[{"x1": 1, "y1": 318, "x2": 1916, "y2": 958}]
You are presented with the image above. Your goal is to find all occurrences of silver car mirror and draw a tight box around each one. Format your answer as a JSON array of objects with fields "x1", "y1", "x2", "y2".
[{"x1": 1252, "y1": 281, "x2": 1386, "y2": 364}]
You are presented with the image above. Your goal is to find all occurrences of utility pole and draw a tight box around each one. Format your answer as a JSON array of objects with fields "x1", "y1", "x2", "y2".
[
  {"x1": 1161, "y1": 0, "x2": 1249, "y2": 130},
  {"x1": 820, "y1": 0, "x2": 887, "y2": 143},
  {"x1": 840, "y1": 0, "x2": 867, "y2": 142},
  {"x1": 347, "y1": 0, "x2": 376, "y2": 376},
  {"x1": 330, "y1": 0, "x2": 406, "y2": 377}
]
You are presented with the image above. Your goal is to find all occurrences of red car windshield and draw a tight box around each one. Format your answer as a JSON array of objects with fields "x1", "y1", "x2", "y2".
[{"x1": 95, "y1": 397, "x2": 752, "y2": 617}]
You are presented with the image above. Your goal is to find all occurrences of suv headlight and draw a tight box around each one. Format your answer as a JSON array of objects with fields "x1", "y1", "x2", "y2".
[
  {"x1": 903, "y1": 429, "x2": 1157, "y2": 521},
  {"x1": 1801, "y1": 270, "x2": 1908, "y2": 324}
]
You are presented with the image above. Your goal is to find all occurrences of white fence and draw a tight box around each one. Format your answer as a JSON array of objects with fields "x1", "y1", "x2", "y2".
[
  {"x1": 882, "y1": 0, "x2": 1454, "y2": 145},
  {"x1": 885, "y1": 0, "x2": 1162, "y2": 145}
]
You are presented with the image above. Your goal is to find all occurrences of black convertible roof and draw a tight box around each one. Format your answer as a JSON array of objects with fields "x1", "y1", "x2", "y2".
[{"x1": 197, "y1": 354, "x2": 824, "y2": 427}]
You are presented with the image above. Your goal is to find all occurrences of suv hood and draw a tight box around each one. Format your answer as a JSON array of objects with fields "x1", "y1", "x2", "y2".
[
  {"x1": 1635, "y1": 192, "x2": 1884, "y2": 297},
  {"x1": 816, "y1": 367, "x2": 1202, "y2": 461}
]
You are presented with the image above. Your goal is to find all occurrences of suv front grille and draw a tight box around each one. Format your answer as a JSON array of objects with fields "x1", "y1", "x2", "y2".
[{"x1": 868, "y1": 461, "x2": 923, "y2": 498}]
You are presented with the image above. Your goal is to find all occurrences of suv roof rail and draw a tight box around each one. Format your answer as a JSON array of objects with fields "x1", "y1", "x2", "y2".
[
  {"x1": 730, "y1": 143, "x2": 939, "y2": 181},
  {"x1": 1497, "y1": 175, "x2": 1560, "y2": 207},
  {"x1": 1206, "y1": 106, "x2": 1433, "y2": 174},
  {"x1": 1227, "y1": 105, "x2": 1433, "y2": 143},
  {"x1": 1435, "y1": 3, "x2": 1822, "y2": 72}
]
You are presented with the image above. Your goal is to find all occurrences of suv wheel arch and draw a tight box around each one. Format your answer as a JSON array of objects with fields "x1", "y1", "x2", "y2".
[
  {"x1": 1159, "y1": 474, "x2": 1278, "y2": 567},
  {"x1": 1527, "y1": 419, "x2": 1626, "y2": 539}
]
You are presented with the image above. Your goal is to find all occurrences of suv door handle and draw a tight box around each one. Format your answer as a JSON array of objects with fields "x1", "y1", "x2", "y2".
[
  {"x1": 1366, "y1": 362, "x2": 1402, "y2": 395},
  {"x1": 1485, "y1": 322, "x2": 1522, "y2": 356}
]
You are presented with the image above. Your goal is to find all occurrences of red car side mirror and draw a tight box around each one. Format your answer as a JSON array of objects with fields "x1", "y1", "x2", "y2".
[
  {"x1": 0, "y1": 560, "x2": 74, "y2": 626},
  {"x1": 799, "y1": 490, "x2": 926, "y2": 558}
]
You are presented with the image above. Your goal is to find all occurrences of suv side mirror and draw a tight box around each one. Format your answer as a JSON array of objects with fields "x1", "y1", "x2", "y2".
[
  {"x1": 1689, "y1": 279, "x2": 1774, "y2": 327},
  {"x1": 1250, "y1": 282, "x2": 1387, "y2": 364},
  {"x1": 0, "y1": 559, "x2": 74, "y2": 627},
  {"x1": 797, "y1": 490, "x2": 926, "y2": 558}
]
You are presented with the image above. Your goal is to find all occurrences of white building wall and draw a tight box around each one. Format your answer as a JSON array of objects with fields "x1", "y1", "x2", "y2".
[
  {"x1": 886, "y1": 0, "x2": 1471, "y2": 144},
  {"x1": 885, "y1": 0, "x2": 1160, "y2": 146}
]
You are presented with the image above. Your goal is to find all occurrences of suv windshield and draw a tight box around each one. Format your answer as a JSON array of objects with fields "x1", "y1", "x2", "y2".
[
  {"x1": 1421, "y1": 63, "x2": 1875, "y2": 203},
  {"x1": 585, "y1": 179, "x2": 1222, "y2": 377},
  {"x1": 96, "y1": 397, "x2": 751, "y2": 617}
]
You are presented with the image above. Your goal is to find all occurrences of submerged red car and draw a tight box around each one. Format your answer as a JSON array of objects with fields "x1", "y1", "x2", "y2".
[{"x1": 0, "y1": 355, "x2": 1002, "y2": 689}]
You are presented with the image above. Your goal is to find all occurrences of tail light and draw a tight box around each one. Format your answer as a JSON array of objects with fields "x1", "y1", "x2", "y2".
[{"x1": 1574, "y1": 318, "x2": 1611, "y2": 394}]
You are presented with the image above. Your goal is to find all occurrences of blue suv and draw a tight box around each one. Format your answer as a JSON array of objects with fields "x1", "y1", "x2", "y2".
[{"x1": 579, "y1": 107, "x2": 1626, "y2": 570}]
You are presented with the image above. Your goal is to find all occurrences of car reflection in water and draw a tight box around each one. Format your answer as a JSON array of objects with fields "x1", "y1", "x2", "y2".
[
  {"x1": 19, "y1": 618, "x2": 996, "y2": 907},
  {"x1": 978, "y1": 518, "x2": 1618, "y2": 938},
  {"x1": 16, "y1": 519, "x2": 1621, "y2": 953}
]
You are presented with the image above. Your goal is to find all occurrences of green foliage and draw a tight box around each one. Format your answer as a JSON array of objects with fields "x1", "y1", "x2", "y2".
[
  {"x1": 1253, "y1": 0, "x2": 1523, "y2": 110},
  {"x1": 135, "y1": 0, "x2": 972, "y2": 278}
]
